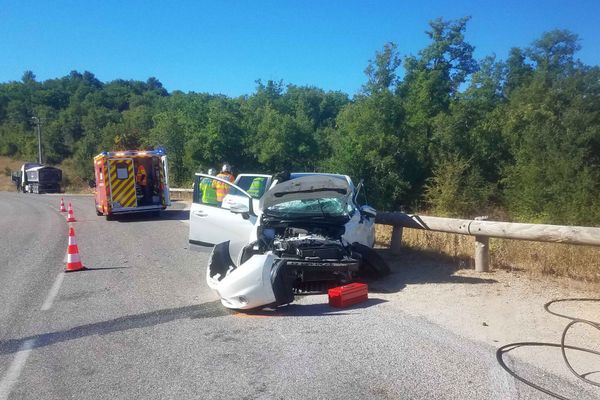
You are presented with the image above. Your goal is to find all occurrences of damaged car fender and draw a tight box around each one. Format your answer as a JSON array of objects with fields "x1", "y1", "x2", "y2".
[
  {"x1": 341, "y1": 211, "x2": 375, "y2": 248},
  {"x1": 207, "y1": 241, "x2": 280, "y2": 309}
]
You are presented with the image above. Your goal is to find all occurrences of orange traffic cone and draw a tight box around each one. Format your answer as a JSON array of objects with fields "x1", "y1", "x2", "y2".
[
  {"x1": 65, "y1": 227, "x2": 85, "y2": 272},
  {"x1": 59, "y1": 198, "x2": 66, "y2": 212},
  {"x1": 67, "y1": 202, "x2": 76, "y2": 222}
]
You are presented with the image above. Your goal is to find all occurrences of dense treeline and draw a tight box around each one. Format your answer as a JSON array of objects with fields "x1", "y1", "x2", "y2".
[{"x1": 1, "y1": 18, "x2": 599, "y2": 225}]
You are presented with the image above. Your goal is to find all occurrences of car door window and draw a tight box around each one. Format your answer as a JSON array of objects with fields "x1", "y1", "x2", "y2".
[
  {"x1": 231, "y1": 175, "x2": 269, "y2": 199},
  {"x1": 196, "y1": 175, "x2": 232, "y2": 208}
]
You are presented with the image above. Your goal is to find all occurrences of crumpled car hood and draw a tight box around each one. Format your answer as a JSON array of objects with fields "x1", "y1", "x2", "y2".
[{"x1": 260, "y1": 175, "x2": 351, "y2": 210}]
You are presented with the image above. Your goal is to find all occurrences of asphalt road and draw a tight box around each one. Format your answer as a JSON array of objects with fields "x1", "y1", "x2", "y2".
[{"x1": 0, "y1": 192, "x2": 597, "y2": 400}]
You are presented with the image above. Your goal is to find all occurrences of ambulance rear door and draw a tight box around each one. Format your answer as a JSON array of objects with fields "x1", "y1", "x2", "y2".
[
  {"x1": 161, "y1": 155, "x2": 170, "y2": 206},
  {"x1": 107, "y1": 158, "x2": 138, "y2": 210}
]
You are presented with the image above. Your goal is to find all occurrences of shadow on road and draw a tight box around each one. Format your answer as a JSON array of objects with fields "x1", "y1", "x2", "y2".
[
  {"x1": 0, "y1": 301, "x2": 227, "y2": 355},
  {"x1": 0, "y1": 298, "x2": 387, "y2": 355},
  {"x1": 369, "y1": 248, "x2": 497, "y2": 294},
  {"x1": 112, "y1": 209, "x2": 190, "y2": 222},
  {"x1": 75, "y1": 266, "x2": 129, "y2": 272},
  {"x1": 238, "y1": 298, "x2": 388, "y2": 317}
]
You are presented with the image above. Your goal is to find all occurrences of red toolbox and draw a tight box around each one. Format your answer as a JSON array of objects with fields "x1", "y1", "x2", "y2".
[{"x1": 328, "y1": 283, "x2": 368, "y2": 308}]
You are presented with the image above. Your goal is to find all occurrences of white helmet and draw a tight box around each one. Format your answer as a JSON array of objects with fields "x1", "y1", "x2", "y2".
[
  {"x1": 207, "y1": 168, "x2": 216, "y2": 176},
  {"x1": 222, "y1": 163, "x2": 231, "y2": 173}
]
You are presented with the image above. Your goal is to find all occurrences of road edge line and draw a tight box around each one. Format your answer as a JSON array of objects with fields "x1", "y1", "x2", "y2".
[
  {"x1": 41, "y1": 273, "x2": 65, "y2": 311},
  {"x1": 0, "y1": 339, "x2": 37, "y2": 400}
]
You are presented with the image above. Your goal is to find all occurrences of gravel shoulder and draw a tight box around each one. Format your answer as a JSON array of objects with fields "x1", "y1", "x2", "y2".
[{"x1": 373, "y1": 248, "x2": 600, "y2": 390}]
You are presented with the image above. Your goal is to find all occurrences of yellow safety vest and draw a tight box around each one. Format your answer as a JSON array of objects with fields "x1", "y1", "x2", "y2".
[
  {"x1": 213, "y1": 172, "x2": 234, "y2": 202},
  {"x1": 200, "y1": 178, "x2": 218, "y2": 205}
]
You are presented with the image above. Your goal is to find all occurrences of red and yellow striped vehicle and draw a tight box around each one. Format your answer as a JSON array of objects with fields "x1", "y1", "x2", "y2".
[{"x1": 93, "y1": 149, "x2": 170, "y2": 218}]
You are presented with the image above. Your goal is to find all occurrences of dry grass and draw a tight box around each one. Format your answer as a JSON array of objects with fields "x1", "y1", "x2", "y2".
[
  {"x1": 57, "y1": 158, "x2": 93, "y2": 194},
  {"x1": 0, "y1": 156, "x2": 25, "y2": 191},
  {"x1": 376, "y1": 224, "x2": 600, "y2": 283}
]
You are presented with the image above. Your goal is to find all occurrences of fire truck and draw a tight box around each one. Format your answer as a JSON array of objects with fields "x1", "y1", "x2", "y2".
[{"x1": 93, "y1": 148, "x2": 170, "y2": 218}]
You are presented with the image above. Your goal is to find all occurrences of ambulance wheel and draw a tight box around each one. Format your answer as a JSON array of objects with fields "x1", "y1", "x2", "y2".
[
  {"x1": 352, "y1": 243, "x2": 391, "y2": 278},
  {"x1": 94, "y1": 202, "x2": 103, "y2": 216},
  {"x1": 106, "y1": 214, "x2": 114, "y2": 221}
]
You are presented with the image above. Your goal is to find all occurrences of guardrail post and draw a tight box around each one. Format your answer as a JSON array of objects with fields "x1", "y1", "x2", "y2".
[
  {"x1": 390, "y1": 226, "x2": 403, "y2": 255},
  {"x1": 474, "y1": 236, "x2": 490, "y2": 272}
]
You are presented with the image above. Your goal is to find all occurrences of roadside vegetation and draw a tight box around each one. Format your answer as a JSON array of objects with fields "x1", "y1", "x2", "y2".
[{"x1": 1, "y1": 17, "x2": 598, "y2": 229}]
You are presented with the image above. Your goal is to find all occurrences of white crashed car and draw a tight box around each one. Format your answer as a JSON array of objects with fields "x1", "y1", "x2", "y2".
[{"x1": 189, "y1": 173, "x2": 390, "y2": 310}]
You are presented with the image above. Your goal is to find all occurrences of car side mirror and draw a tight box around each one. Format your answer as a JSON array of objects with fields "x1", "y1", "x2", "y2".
[
  {"x1": 229, "y1": 203, "x2": 251, "y2": 219},
  {"x1": 359, "y1": 205, "x2": 377, "y2": 219}
]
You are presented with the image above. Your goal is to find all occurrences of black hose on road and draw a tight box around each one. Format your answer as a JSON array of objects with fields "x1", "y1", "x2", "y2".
[{"x1": 496, "y1": 298, "x2": 600, "y2": 399}]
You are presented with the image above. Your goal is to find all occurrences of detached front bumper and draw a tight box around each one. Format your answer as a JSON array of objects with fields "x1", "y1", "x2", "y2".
[
  {"x1": 206, "y1": 242, "x2": 359, "y2": 310},
  {"x1": 206, "y1": 243, "x2": 278, "y2": 309}
]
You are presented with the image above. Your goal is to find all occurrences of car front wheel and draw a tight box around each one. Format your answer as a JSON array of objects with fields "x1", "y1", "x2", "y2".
[{"x1": 352, "y1": 243, "x2": 391, "y2": 278}]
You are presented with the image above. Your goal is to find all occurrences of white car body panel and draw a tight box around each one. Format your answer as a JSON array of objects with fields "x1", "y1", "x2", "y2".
[
  {"x1": 207, "y1": 252, "x2": 277, "y2": 309},
  {"x1": 341, "y1": 211, "x2": 376, "y2": 248}
]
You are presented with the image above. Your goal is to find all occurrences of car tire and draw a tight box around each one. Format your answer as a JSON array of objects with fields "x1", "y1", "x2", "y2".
[{"x1": 352, "y1": 242, "x2": 391, "y2": 278}]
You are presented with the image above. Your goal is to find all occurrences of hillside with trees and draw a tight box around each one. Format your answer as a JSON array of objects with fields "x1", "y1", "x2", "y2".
[{"x1": 1, "y1": 18, "x2": 598, "y2": 225}]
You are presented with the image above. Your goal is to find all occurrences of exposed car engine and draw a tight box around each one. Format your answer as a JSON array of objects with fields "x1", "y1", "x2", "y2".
[
  {"x1": 274, "y1": 234, "x2": 344, "y2": 259},
  {"x1": 255, "y1": 224, "x2": 360, "y2": 293}
]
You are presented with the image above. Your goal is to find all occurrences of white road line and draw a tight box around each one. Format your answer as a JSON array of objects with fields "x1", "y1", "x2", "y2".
[
  {"x1": 0, "y1": 339, "x2": 36, "y2": 400},
  {"x1": 40, "y1": 273, "x2": 65, "y2": 311}
]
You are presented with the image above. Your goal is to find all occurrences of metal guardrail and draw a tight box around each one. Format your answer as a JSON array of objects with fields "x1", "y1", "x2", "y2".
[
  {"x1": 170, "y1": 188, "x2": 193, "y2": 193},
  {"x1": 375, "y1": 212, "x2": 600, "y2": 272}
]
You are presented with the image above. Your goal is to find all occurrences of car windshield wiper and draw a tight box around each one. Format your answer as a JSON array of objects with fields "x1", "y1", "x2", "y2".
[{"x1": 317, "y1": 198, "x2": 331, "y2": 218}]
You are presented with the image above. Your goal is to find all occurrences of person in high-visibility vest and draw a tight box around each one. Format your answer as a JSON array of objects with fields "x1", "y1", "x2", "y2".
[
  {"x1": 135, "y1": 164, "x2": 148, "y2": 200},
  {"x1": 136, "y1": 165, "x2": 148, "y2": 186},
  {"x1": 247, "y1": 177, "x2": 266, "y2": 198},
  {"x1": 213, "y1": 163, "x2": 235, "y2": 206},
  {"x1": 200, "y1": 168, "x2": 218, "y2": 205}
]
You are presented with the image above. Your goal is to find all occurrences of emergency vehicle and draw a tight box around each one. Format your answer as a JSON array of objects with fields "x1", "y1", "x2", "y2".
[{"x1": 93, "y1": 148, "x2": 170, "y2": 218}]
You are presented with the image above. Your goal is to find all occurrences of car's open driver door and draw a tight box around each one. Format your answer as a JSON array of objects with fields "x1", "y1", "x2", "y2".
[{"x1": 189, "y1": 174, "x2": 257, "y2": 264}]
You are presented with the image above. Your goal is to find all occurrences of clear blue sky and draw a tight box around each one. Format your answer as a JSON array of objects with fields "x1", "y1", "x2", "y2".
[{"x1": 1, "y1": 0, "x2": 599, "y2": 97}]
